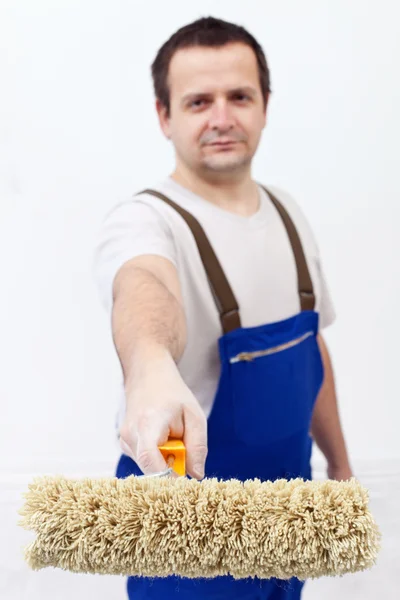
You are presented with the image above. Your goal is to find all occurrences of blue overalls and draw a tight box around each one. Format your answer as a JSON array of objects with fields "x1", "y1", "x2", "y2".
[{"x1": 115, "y1": 186, "x2": 325, "y2": 600}]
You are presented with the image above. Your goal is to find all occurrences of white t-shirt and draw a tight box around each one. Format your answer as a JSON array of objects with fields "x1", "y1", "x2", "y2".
[{"x1": 92, "y1": 177, "x2": 336, "y2": 433}]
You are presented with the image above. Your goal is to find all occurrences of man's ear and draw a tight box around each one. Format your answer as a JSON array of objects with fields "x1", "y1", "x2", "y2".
[
  {"x1": 262, "y1": 92, "x2": 270, "y2": 128},
  {"x1": 156, "y1": 99, "x2": 171, "y2": 139}
]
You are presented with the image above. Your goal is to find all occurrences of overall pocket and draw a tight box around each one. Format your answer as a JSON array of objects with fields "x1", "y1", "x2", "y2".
[{"x1": 229, "y1": 331, "x2": 323, "y2": 446}]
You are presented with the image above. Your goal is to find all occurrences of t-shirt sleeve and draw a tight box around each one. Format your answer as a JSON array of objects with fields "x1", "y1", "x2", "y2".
[
  {"x1": 92, "y1": 198, "x2": 178, "y2": 314},
  {"x1": 314, "y1": 253, "x2": 336, "y2": 330},
  {"x1": 297, "y1": 218, "x2": 337, "y2": 330}
]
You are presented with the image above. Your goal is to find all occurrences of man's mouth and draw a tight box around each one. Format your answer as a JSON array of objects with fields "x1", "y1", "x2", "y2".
[{"x1": 209, "y1": 140, "x2": 238, "y2": 146}]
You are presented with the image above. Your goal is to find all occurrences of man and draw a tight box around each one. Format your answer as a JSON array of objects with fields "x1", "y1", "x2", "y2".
[{"x1": 93, "y1": 16, "x2": 352, "y2": 600}]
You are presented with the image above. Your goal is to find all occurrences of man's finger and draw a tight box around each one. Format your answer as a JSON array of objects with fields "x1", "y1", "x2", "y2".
[
  {"x1": 183, "y1": 406, "x2": 208, "y2": 479},
  {"x1": 136, "y1": 428, "x2": 169, "y2": 475}
]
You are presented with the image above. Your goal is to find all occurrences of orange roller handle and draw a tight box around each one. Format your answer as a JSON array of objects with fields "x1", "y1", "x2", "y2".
[{"x1": 158, "y1": 439, "x2": 186, "y2": 476}]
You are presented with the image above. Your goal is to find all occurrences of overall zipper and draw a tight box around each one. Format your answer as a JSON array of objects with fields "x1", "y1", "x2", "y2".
[{"x1": 229, "y1": 330, "x2": 314, "y2": 364}]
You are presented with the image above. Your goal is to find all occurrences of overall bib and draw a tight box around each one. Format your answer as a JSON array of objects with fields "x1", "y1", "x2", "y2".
[{"x1": 115, "y1": 186, "x2": 325, "y2": 600}]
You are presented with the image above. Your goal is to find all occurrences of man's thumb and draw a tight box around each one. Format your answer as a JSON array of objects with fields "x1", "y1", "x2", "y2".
[{"x1": 120, "y1": 437, "x2": 135, "y2": 460}]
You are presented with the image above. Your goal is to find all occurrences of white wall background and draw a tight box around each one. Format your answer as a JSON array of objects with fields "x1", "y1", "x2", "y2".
[{"x1": 1, "y1": 1, "x2": 399, "y2": 598}]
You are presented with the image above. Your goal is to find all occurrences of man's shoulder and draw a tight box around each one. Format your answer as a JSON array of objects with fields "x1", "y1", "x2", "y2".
[
  {"x1": 262, "y1": 184, "x2": 319, "y2": 253},
  {"x1": 262, "y1": 184, "x2": 303, "y2": 213},
  {"x1": 99, "y1": 180, "x2": 174, "y2": 223}
]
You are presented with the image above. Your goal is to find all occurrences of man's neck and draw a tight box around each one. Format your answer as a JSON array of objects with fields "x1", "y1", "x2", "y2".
[{"x1": 170, "y1": 168, "x2": 260, "y2": 218}]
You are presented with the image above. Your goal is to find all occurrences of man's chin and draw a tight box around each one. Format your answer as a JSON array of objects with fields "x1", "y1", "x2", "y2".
[{"x1": 201, "y1": 156, "x2": 251, "y2": 173}]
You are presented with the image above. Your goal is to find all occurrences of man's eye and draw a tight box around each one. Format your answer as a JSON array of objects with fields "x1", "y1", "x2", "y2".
[
  {"x1": 233, "y1": 94, "x2": 249, "y2": 102},
  {"x1": 191, "y1": 99, "x2": 208, "y2": 108}
]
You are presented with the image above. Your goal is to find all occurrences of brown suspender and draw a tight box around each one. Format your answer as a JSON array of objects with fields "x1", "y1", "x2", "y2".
[
  {"x1": 138, "y1": 186, "x2": 315, "y2": 334},
  {"x1": 259, "y1": 186, "x2": 316, "y2": 313}
]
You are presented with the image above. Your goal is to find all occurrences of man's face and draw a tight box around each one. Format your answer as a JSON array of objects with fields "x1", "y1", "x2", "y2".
[{"x1": 157, "y1": 43, "x2": 268, "y2": 178}]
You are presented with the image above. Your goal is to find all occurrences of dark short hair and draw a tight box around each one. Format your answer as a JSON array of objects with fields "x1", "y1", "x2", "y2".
[{"x1": 151, "y1": 16, "x2": 271, "y2": 116}]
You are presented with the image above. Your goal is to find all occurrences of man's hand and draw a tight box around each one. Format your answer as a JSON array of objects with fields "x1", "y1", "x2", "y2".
[
  {"x1": 119, "y1": 345, "x2": 208, "y2": 480},
  {"x1": 327, "y1": 463, "x2": 354, "y2": 481}
]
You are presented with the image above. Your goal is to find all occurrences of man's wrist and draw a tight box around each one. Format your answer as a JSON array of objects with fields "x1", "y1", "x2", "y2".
[
  {"x1": 327, "y1": 455, "x2": 351, "y2": 470},
  {"x1": 124, "y1": 341, "x2": 176, "y2": 393}
]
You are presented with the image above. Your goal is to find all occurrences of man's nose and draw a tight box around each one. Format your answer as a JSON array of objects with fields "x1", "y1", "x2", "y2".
[{"x1": 208, "y1": 100, "x2": 235, "y2": 131}]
